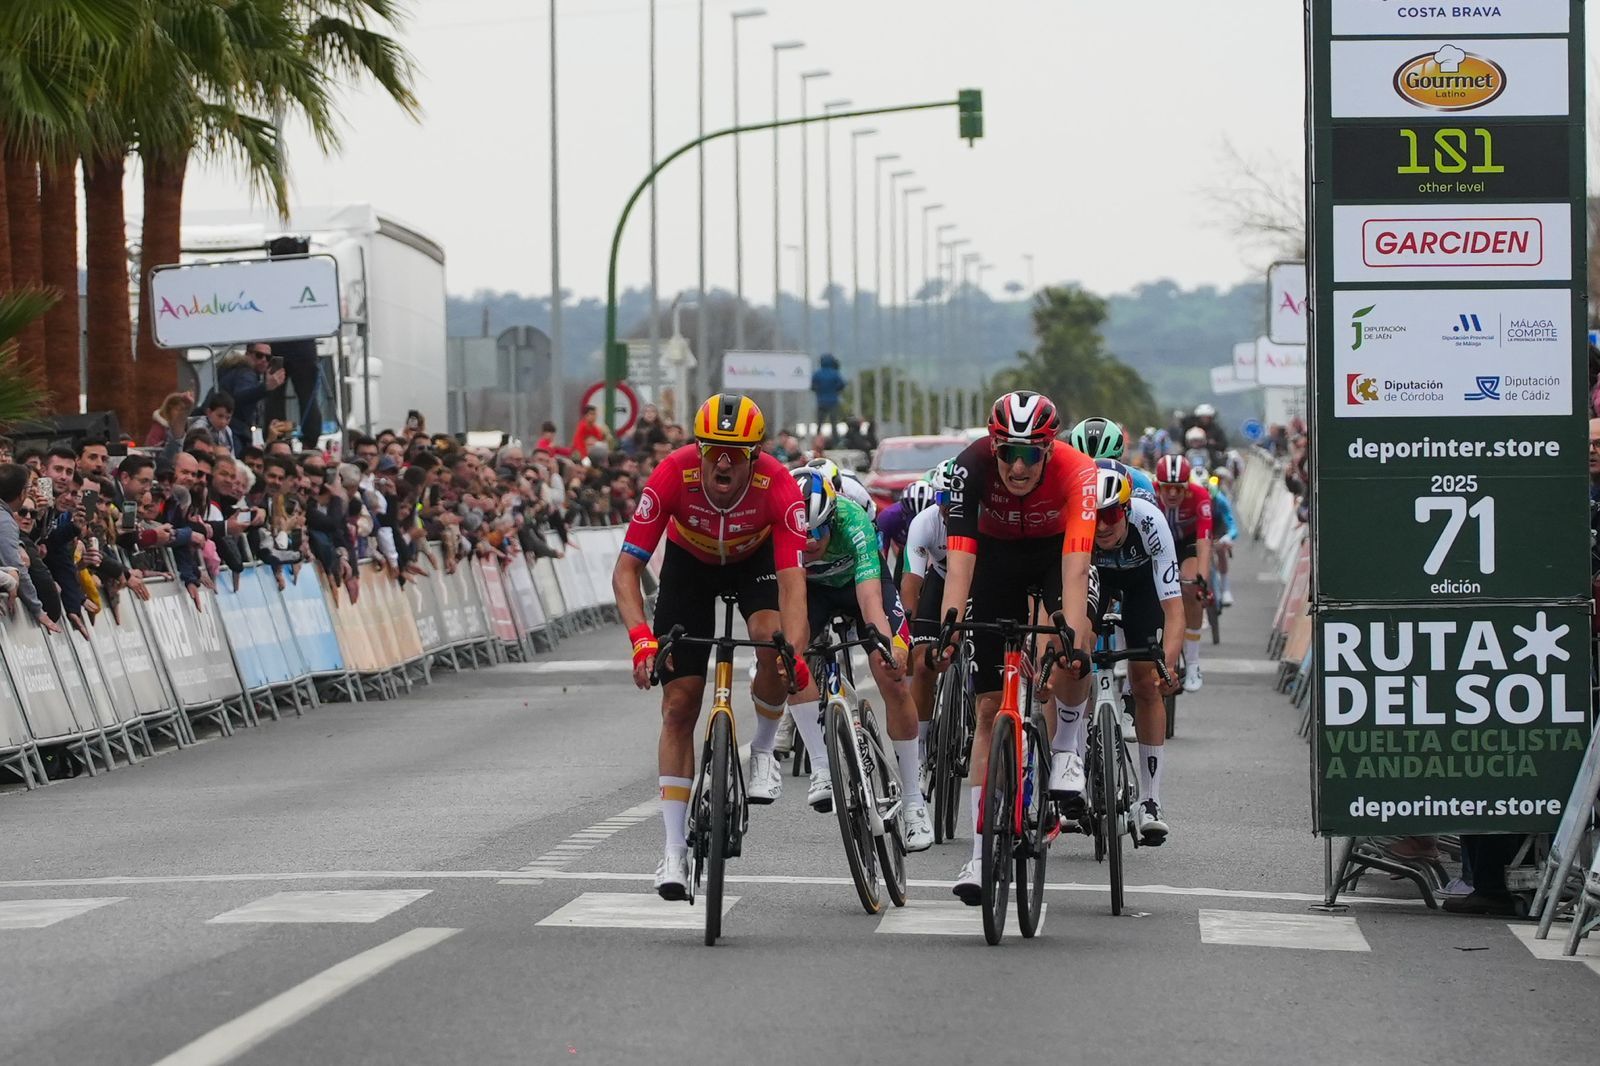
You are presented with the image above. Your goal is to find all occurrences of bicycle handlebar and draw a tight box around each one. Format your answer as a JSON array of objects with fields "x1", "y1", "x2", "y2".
[
  {"x1": 649, "y1": 624, "x2": 799, "y2": 689},
  {"x1": 807, "y1": 623, "x2": 894, "y2": 665},
  {"x1": 1091, "y1": 640, "x2": 1175, "y2": 687},
  {"x1": 935, "y1": 608, "x2": 1078, "y2": 655}
]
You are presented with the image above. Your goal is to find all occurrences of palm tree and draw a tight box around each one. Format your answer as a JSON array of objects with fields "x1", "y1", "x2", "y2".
[
  {"x1": 0, "y1": 288, "x2": 58, "y2": 429},
  {"x1": 127, "y1": 0, "x2": 419, "y2": 424}
]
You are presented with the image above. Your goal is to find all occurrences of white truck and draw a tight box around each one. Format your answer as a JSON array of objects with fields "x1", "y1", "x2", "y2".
[{"x1": 173, "y1": 202, "x2": 448, "y2": 439}]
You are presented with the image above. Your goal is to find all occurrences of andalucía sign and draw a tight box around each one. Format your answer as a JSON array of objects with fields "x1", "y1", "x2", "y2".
[{"x1": 149, "y1": 255, "x2": 342, "y2": 349}]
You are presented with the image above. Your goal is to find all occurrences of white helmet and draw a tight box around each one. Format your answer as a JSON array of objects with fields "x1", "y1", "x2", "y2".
[
  {"x1": 791, "y1": 468, "x2": 837, "y2": 532},
  {"x1": 901, "y1": 480, "x2": 936, "y2": 514},
  {"x1": 805, "y1": 457, "x2": 842, "y2": 489},
  {"x1": 1194, "y1": 403, "x2": 1216, "y2": 418},
  {"x1": 1184, "y1": 426, "x2": 1207, "y2": 447}
]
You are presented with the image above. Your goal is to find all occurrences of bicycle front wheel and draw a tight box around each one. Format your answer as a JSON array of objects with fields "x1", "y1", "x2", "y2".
[
  {"x1": 866, "y1": 707, "x2": 908, "y2": 909},
  {"x1": 981, "y1": 715, "x2": 1017, "y2": 946},
  {"x1": 705, "y1": 712, "x2": 735, "y2": 945},
  {"x1": 1015, "y1": 712, "x2": 1050, "y2": 938},
  {"x1": 1098, "y1": 704, "x2": 1125, "y2": 916},
  {"x1": 826, "y1": 704, "x2": 883, "y2": 915}
]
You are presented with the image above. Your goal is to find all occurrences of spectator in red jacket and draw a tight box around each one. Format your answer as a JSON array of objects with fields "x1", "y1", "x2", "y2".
[{"x1": 571, "y1": 405, "x2": 609, "y2": 460}]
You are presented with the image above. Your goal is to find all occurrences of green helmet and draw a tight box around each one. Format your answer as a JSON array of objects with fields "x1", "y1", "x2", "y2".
[
  {"x1": 1069, "y1": 416, "x2": 1124, "y2": 460},
  {"x1": 928, "y1": 458, "x2": 960, "y2": 492}
]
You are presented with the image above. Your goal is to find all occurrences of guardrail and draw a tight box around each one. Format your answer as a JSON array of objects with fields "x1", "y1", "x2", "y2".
[{"x1": 0, "y1": 526, "x2": 630, "y2": 789}]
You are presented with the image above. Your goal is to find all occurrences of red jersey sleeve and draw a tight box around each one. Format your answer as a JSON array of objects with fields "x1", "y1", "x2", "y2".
[
  {"x1": 620, "y1": 455, "x2": 681, "y2": 562},
  {"x1": 1059, "y1": 445, "x2": 1098, "y2": 556},
  {"x1": 760, "y1": 453, "x2": 808, "y2": 571},
  {"x1": 1193, "y1": 484, "x2": 1213, "y2": 540}
]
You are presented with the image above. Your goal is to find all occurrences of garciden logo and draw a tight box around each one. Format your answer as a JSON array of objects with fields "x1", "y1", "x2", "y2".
[
  {"x1": 1362, "y1": 217, "x2": 1542, "y2": 268},
  {"x1": 1394, "y1": 44, "x2": 1506, "y2": 112}
]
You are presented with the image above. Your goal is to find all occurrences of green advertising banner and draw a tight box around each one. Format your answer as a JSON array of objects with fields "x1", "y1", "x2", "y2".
[
  {"x1": 1317, "y1": 605, "x2": 1590, "y2": 835},
  {"x1": 1308, "y1": 0, "x2": 1591, "y2": 835}
]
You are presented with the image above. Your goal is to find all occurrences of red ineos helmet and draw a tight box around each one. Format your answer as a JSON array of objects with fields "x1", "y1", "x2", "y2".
[
  {"x1": 1154, "y1": 454, "x2": 1192, "y2": 485},
  {"x1": 988, "y1": 390, "x2": 1060, "y2": 445}
]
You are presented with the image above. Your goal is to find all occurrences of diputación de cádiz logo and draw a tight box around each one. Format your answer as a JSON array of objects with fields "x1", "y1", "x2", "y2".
[{"x1": 1394, "y1": 44, "x2": 1506, "y2": 112}]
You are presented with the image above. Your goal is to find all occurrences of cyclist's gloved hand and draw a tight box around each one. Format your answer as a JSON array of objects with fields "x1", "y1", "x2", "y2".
[
  {"x1": 788, "y1": 654, "x2": 811, "y2": 693},
  {"x1": 629, "y1": 623, "x2": 659, "y2": 685}
]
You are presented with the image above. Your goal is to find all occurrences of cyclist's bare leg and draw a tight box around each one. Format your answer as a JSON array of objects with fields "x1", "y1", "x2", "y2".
[
  {"x1": 745, "y1": 609, "x2": 789, "y2": 751},
  {"x1": 965, "y1": 690, "x2": 1003, "y2": 859},
  {"x1": 1129, "y1": 660, "x2": 1170, "y2": 831},
  {"x1": 870, "y1": 655, "x2": 923, "y2": 807},
  {"x1": 1046, "y1": 634, "x2": 1092, "y2": 761},
  {"x1": 1180, "y1": 555, "x2": 1202, "y2": 666}
]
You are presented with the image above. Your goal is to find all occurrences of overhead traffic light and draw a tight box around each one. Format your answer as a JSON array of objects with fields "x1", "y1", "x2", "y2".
[{"x1": 957, "y1": 89, "x2": 983, "y2": 145}]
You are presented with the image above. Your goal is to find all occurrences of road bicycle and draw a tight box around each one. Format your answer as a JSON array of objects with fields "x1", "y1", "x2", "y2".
[
  {"x1": 937, "y1": 594, "x2": 1076, "y2": 946},
  {"x1": 1082, "y1": 612, "x2": 1173, "y2": 916},
  {"x1": 927, "y1": 634, "x2": 976, "y2": 844},
  {"x1": 652, "y1": 591, "x2": 797, "y2": 946},
  {"x1": 808, "y1": 617, "x2": 909, "y2": 914}
]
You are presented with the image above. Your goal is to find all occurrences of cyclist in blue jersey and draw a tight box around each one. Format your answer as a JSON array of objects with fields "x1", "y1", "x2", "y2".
[{"x1": 1208, "y1": 467, "x2": 1240, "y2": 607}]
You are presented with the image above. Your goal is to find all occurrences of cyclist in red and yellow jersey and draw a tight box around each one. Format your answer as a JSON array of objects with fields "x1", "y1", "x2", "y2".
[
  {"x1": 612, "y1": 394, "x2": 811, "y2": 900},
  {"x1": 934, "y1": 390, "x2": 1098, "y2": 903}
]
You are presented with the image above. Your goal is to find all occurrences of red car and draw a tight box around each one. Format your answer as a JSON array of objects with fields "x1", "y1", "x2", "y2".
[{"x1": 862, "y1": 435, "x2": 968, "y2": 506}]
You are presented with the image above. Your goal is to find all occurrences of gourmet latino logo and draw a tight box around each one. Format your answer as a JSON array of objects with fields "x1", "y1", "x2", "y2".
[
  {"x1": 1362, "y1": 216, "x2": 1542, "y2": 269},
  {"x1": 1394, "y1": 45, "x2": 1506, "y2": 112}
]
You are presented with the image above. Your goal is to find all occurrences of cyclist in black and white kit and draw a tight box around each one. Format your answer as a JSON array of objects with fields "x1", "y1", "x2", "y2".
[
  {"x1": 1087, "y1": 459, "x2": 1185, "y2": 843},
  {"x1": 901, "y1": 459, "x2": 956, "y2": 752}
]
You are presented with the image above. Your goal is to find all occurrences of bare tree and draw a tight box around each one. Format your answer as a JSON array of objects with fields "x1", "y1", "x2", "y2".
[{"x1": 1202, "y1": 139, "x2": 1306, "y2": 269}]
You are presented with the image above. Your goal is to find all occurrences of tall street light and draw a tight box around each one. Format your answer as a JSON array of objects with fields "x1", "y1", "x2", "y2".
[
  {"x1": 871, "y1": 152, "x2": 898, "y2": 432},
  {"x1": 897, "y1": 184, "x2": 923, "y2": 430},
  {"x1": 548, "y1": 0, "x2": 563, "y2": 432},
  {"x1": 848, "y1": 128, "x2": 876, "y2": 373},
  {"x1": 771, "y1": 41, "x2": 803, "y2": 349},
  {"x1": 729, "y1": 8, "x2": 766, "y2": 359},
  {"x1": 820, "y1": 98, "x2": 850, "y2": 360},
  {"x1": 797, "y1": 68, "x2": 831, "y2": 359},
  {"x1": 695, "y1": 0, "x2": 706, "y2": 411},
  {"x1": 919, "y1": 201, "x2": 943, "y2": 390},
  {"x1": 886, "y1": 167, "x2": 913, "y2": 431},
  {"x1": 1022, "y1": 251, "x2": 1034, "y2": 293},
  {"x1": 647, "y1": 0, "x2": 660, "y2": 401}
]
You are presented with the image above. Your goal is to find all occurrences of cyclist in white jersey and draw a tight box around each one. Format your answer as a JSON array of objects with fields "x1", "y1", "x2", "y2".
[{"x1": 901, "y1": 460, "x2": 955, "y2": 751}]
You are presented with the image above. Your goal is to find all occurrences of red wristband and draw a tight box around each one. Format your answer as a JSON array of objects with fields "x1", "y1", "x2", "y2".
[
  {"x1": 629, "y1": 623, "x2": 658, "y2": 668},
  {"x1": 790, "y1": 655, "x2": 811, "y2": 692}
]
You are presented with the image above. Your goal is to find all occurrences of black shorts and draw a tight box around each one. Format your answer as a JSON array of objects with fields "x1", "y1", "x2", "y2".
[
  {"x1": 806, "y1": 574, "x2": 909, "y2": 649},
  {"x1": 910, "y1": 570, "x2": 946, "y2": 646},
  {"x1": 652, "y1": 539, "x2": 780, "y2": 683},
  {"x1": 1176, "y1": 536, "x2": 1198, "y2": 563},
  {"x1": 1089, "y1": 564, "x2": 1166, "y2": 650},
  {"x1": 969, "y1": 532, "x2": 1063, "y2": 693}
]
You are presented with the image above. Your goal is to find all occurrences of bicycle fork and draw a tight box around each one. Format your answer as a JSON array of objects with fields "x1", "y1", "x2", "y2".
[{"x1": 826, "y1": 671, "x2": 900, "y2": 837}]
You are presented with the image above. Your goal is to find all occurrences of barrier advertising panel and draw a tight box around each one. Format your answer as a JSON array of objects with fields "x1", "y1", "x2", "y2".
[
  {"x1": 1308, "y1": 0, "x2": 1590, "y2": 834},
  {"x1": 142, "y1": 581, "x2": 241, "y2": 705},
  {"x1": 1, "y1": 612, "x2": 77, "y2": 740},
  {"x1": 278, "y1": 568, "x2": 344, "y2": 674},
  {"x1": 113, "y1": 601, "x2": 173, "y2": 716}
]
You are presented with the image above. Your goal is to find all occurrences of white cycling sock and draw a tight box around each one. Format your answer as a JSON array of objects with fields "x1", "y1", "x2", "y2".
[
  {"x1": 1218, "y1": 570, "x2": 1230, "y2": 596},
  {"x1": 970, "y1": 785, "x2": 984, "y2": 861},
  {"x1": 790, "y1": 700, "x2": 828, "y2": 775},
  {"x1": 1184, "y1": 636, "x2": 1200, "y2": 666},
  {"x1": 1051, "y1": 698, "x2": 1089, "y2": 755},
  {"x1": 749, "y1": 695, "x2": 785, "y2": 754},
  {"x1": 1137, "y1": 744, "x2": 1164, "y2": 805},
  {"x1": 893, "y1": 739, "x2": 922, "y2": 807},
  {"x1": 918, "y1": 720, "x2": 931, "y2": 746},
  {"x1": 659, "y1": 776, "x2": 692, "y2": 852}
]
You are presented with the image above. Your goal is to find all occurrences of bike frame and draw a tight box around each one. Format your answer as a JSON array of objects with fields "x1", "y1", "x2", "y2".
[{"x1": 815, "y1": 630, "x2": 901, "y2": 838}]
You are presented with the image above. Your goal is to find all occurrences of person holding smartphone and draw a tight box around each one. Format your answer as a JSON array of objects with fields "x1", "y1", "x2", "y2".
[{"x1": 216, "y1": 342, "x2": 288, "y2": 455}]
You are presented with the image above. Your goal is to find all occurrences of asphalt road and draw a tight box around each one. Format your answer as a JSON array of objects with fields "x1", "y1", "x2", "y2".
[{"x1": 1, "y1": 542, "x2": 1595, "y2": 1066}]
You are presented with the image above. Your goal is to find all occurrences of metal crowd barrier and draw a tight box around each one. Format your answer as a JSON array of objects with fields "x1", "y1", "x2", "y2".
[{"x1": 0, "y1": 526, "x2": 633, "y2": 790}]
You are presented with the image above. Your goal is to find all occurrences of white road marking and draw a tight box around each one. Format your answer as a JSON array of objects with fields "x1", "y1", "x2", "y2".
[
  {"x1": 507, "y1": 798, "x2": 662, "y2": 880},
  {"x1": 148, "y1": 927, "x2": 458, "y2": 1066},
  {"x1": 1505, "y1": 922, "x2": 1600, "y2": 976},
  {"x1": 1198, "y1": 908, "x2": 1370, "y2": 952},
  {"x1": 208, "y1": 890, "x2": 431, "y2": 925},
  {"x1": 536, "y1": 891, "x2": 738, "y2": 930},
  {"x1": 1195, "y1": 659, "x2": 1280, "y2": 676},
  {"x1": 0, "y1": 896, "x2": 126, "y2": 929},
  {"x1": 876, "y1": 898, "x2": 1046, "y2": 938}
]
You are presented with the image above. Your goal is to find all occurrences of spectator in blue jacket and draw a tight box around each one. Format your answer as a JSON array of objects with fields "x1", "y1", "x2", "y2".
[
  {"x1": 811, "y1": 353, "x2": 846, "y2": 430},
  {"x1": 215, "y1": 343, "x2": 286, "y2": 455}
]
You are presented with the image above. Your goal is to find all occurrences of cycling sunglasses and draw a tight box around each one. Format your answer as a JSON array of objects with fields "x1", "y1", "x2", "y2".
[
  {"x1": 807, "y1": 520, "x2": 831, "y2": 543},
  {"x1": 1097, "y1": 503, "x2": 1127, "y2": 525},
  {"x1": 996, "y1": 442, "x2": 1046, "y2": 466},
  {"x1": 698, "y1": 441, "x2": 758, "y2": 464}
]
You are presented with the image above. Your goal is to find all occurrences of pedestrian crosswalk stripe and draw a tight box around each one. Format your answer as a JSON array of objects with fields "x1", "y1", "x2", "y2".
[
  {"x1": 208, "y1": 890, "x2": 432, "y2": 925},
  {"x1": 875, "y1": 898, "x2": 1046, "y2": 938},
  {"x1": 536, "y1": 891, "x2": 738, "y2": 930},
  {"x1": 1198, "y1": 909, "x2": 1370, "y2": 952},
  {"x1": 0, "y1": 897, "x2": 126, "y2": 929},
  {"x1": 1504, "y1": 922, "x2": 1600, "y2": 975}
]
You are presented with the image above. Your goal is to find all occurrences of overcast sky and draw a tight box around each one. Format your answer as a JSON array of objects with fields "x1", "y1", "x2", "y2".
[{"x1": 162, "y1": 0, "x2": 1586, "y2": 304}]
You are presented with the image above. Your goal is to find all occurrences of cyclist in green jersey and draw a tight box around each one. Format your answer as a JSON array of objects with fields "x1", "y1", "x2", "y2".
[{"x1": 780, "y1": 469, "x2": 933, "y2": 851}]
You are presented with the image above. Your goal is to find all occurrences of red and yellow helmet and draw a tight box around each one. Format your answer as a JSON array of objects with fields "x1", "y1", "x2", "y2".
[{"x1": 694, "y1": 394, "x2": 766, "y2": 445}]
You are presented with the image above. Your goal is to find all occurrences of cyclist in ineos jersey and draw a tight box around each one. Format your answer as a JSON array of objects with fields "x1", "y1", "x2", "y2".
[
  {"x1": 1088, "y1": 460, "x2": 1185, "y2": 842},
  {"x1": 613, "y1": 394, "x2": 811, "y2": 901},
  {"x1": 934, "y1": 391, "x2": 1097, "y2": 903},
  {"x1": 1153, "y1": 453, "x2": 1212, "y2": 693}
]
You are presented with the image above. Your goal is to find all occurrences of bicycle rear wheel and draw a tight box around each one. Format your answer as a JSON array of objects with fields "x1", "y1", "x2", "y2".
[
  {"x1": 826, "y1": 704, "x2": 883, "y2": 914},
  {"x1": 931, "y1": 670, "x2": 960, "y2": 843},
  {"x1": 1098, "y1": 704, "x2": 1125, "y2": 916},
  {"x1": 981, "y1": 715, "x2": 1017, "y2": 946},
  {"x1": 865, "y1": 707, "x2": 908, "y2": 909},
  {"x1": 1015, "y1": 712, "x2": 1050, "y2": 938},
  {"x1": 705, "y1": 712, "x2": 735, "y2": 945}
]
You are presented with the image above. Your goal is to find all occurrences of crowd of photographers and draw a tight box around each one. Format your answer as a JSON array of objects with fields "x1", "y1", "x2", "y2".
[{"x1": 0, "y1": 367, "x2": 690, "y2": 638}]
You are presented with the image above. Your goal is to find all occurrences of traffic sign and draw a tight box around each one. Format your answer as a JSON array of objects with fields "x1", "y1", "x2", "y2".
[
  {"x1": 1241, "y1": 419, "x2": 1264, "y2": 443},
  {"x1": 583, "y1": 379, "x2": 639, "y2": 437}
]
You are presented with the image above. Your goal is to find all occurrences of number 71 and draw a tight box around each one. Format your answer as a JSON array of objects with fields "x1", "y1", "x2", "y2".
[{"x1": 1414, "y1": 495, "x2": 1495, "y2": 576}]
